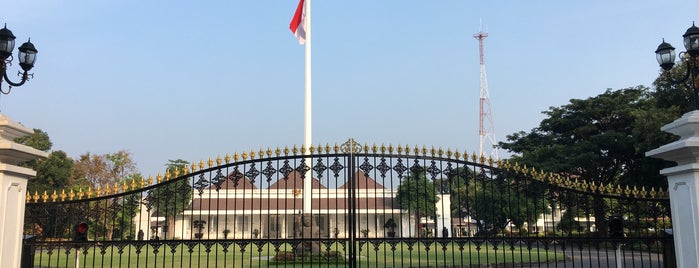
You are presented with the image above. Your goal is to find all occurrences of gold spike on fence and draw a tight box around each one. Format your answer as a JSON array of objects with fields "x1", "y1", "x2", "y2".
[{"x1": 23, "y1": 141, "x2": 670, "y2": 203}]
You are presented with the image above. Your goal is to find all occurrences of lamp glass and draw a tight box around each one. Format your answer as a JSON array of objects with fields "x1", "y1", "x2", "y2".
[
  {"x1": 656, "y1": 47, "x2": 675, "y2": 66},
  {"x1": 685, "y1": 34, "x2": 699, "y2": 52},
  {"x1": 0, "y1": 38, "x2": 14, "y2": 56},
  {"x1": 18, "y1": 49, "x2": 36, "y2": 66}
]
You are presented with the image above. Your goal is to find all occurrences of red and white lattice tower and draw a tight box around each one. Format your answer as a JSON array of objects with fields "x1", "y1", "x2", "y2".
[{"x1": 474, "y1": 30, "x2": 499, "y2": 160}]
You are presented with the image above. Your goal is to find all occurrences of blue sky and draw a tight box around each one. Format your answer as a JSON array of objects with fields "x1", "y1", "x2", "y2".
[{"x1": 3, "y1": 1, "x2": 698, "y2": 178}]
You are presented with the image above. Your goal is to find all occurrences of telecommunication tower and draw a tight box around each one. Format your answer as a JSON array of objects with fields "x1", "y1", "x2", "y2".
[{"x1": 474, "y1": 30, "x2": 499, "y2": 160}]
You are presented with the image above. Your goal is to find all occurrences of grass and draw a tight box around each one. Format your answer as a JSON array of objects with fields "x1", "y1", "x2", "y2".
[{"x1": 30, "y1": 241, "x2": 565, "y2": 267}]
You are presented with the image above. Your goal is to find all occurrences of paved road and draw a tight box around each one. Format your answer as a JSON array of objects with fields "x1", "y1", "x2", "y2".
[{"x1": 526, "y1": 246, "x2": 664, "y2": 268}]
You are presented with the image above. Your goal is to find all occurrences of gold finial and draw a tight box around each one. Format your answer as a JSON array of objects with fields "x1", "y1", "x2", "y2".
[
  {"x1": 624, "y1": 185, "x2": 631, "y2": 196},
  {"x1": 388, "y1": 144, "x2": 394, "y2": 154},
  {"x1": 173, "y1": 167, "x2": 180, "y2": 178},
  {"x1": 363, "y1": 143, "x2": 369, "y2": 153},
  {"x1": 372, "y1": 143, "x2": 377, "y2": 153},
  {"x1": 615, "y1": 185, "x2": 622, "y2": 195},
  {"x1": 413, "y1": 145, "x2": 420, "y2": 155},
  {"x1": 292, "y1": 145, "x2": 299, "y2": 155},
  {"x1": 438, "y1": 147, "x2": 444, "y2": 157},
  {"x1": 122, "y1": 182, "x2": 128, "y2": 193},
  {"x1": 51, "y1": 190, "x2": 58, "y2": 202},
  {"x1": 632, "y1": 186, "x2": 639, "y2": 197},
  {"x1": 242, "y1": 151, "x2": 249, "y2": 160},
  {"x1": 182, "y1": 165, "x2": 189, "y2": 175},
  {"x1": 285, "y1": 145, "x2": 291, "y2": 155},
  {"x1": 216, "y1": 155, "x2": 222, "y2": 165},
  {"x1": 130, "y1": 178, "x2": 137, "y2": 190},
  {"x1": 156, "y1": 173, "x2": 162, "y2": 183},
  {"x1": 640, "y1": 186, "x2": 647, "y2": 198},
  {"x1": 208, "y1": 157, "x2": 214, "y2": 168},
  {"x1": 249, "y1": 150, "x2": 256, "y2": 160},
  {"x1": 454, "y1": 150, "x2": 460, "y2": 159},
  {"x1": 333, "y1": 143, "x2": 339, "y2": 153},
  {"x1": 77, "y1": 188, "x2": 84, "y2": 200},
  {"x1": 86, "y1": 188, "x2": 93, "y2": 199},
  {"x1": 191, "y1": 162, "x2": 197, "y2": 173},
  {"x1": 471, "y1": 153, "x2": 477, "y2": 162},
  {"x1": 301, "y1": 144, "x2": 307, "y2": 155},
  {"x1": 488, "y1": 157, "x2": 494, "y2": 166},
  {"x1": 430, "y1": 146, "x2": 435, "y2": 157},
  {"x1": 234, "y1": 152, "x2": 240, "y2": 162},
  {"x1": 42, "y1": 191, "x2": 49, "y2": 202},
  {"x1": 446, "y1": 148, "x2": 452, "y2": 158},
  {"x1": 309, "y1": 144, "x2": 316, "y2": 154},
  {"x1": 380, "y1": 144, "x2": 386, "y2": 154},
  {"x1": 275, "y1": 147, "x2": 282, "y2": 156},
  {"x1": 650, "y1": 187, "x2": 657, "y2": 198},
  {"x1": 199, "y1": 160, "x2": 205, "y2": 170},
  {"x1": 26, "y1": 192, "x2": 31, "y2": 202},
  {"x1": 147, "y1": 175, "x2": 153, "y2": 185},
  {"x1": 603, "y1": 183, "x2": 611, "y2": 194},
  {"x1": 266, "y1": 147, "x2": 273, "y2": 157},
  {"x1": 325, "y1": 144, "x2": 331, "y2": 153},
  {"x1": 59, "y1": 189, "x2": 67, "y2": 201},
  {"x1": 316, "y1": 144, "x2": 323, "y2": 154},
  {"x1": 226, "y1": 153, "x2": 232, "y2": 163},
  {"x1": 405, "y1": 145, "x2": 411, "y2": 155},
  {"x1": 33, "y1": 191, "x2": 40, "y2": 202},
  {"x1": 259, "y1": 148, "x2": 266, "y2": 158},
  {"x1": 397, "y1": 145, "x2": 403, "y2": 155}
]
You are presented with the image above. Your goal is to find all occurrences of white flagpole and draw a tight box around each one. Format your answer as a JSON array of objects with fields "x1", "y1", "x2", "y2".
[{"x1": 303, "y1": 0, "x2": 312, "y2": 215}]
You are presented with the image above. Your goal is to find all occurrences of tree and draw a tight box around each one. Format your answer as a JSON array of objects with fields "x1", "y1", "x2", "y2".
[
  {"x1": 396, "y1": 167, "x2": 437, "y2": 237},
  {"x1": 147, "y1": 159, "x2": 193, "y2": 239},
  {"x1": 70, "y1": 150, "x2": 140, "y2": 240},
  {"x1": 13, "y1": 129, "x2": 76, "y2": 194},
  {"x1": 15, "y1": 128, "x2": 52, "y2": 152},
  {"x1": 29, "y1": 150, "x2": 75, "y2": 194},
  {"x1": 71, "y1": 150, "x2": 138, "y2": 189},
  {"x1": 499, "y1": 86, "x2": 678, "y2": 235}
]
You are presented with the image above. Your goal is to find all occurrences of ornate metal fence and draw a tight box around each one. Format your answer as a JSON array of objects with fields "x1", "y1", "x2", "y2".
[{"x1": 23, "y1": 140, "x2": 673, "y2": 267}]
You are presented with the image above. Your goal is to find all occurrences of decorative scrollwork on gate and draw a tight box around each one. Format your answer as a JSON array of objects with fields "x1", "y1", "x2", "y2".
[{"x1": 340, "y1": 138, "x2": 362, "y2": 153}]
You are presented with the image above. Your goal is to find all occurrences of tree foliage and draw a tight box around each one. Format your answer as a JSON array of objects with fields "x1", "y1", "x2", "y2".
[
  {"x1": 147, "y1": 159, "x2": 193, "y2": 239},
  {"x1": 29, "y1": 150, "x2": 75, "y2": 194},
  {"x1": 499, "y1": 86, "x2": 681, "y2": 235},
  {"x1": 396, "y1": 167, "x2": 437, "y2": 237},
  {"x1": 444, "y1": 167, "x2": 540, "y2": 234},
  {"x1": 15, "y1": 128, "x2": 52, "y2": 152},
  {"x1": 71, "y1": 150, "x2": 138, "y2": 189},
  {"x1": 499, "y1": 86, "x2": 675, "y2": 190}
]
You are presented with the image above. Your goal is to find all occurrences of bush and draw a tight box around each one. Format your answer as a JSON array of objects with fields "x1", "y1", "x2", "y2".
[{"x1": 272, "y1": 251, "x2": 295, "y2": 262}]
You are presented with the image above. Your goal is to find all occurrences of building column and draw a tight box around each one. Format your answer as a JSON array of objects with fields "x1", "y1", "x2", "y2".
[
  {"x1": 436, "y1": 194, "x2": 452, "y2": 237},
  {"x1": 647, "y1": 111, "x2": 699, "y2": 268},
  {"x1": 0, "y1": 115, "x2": 48, "y2": 268}
]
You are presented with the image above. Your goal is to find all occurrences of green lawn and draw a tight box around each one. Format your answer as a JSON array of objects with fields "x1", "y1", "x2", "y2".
[{"x1": 30, "y1": 241, "x2": 564, "y2": 267}]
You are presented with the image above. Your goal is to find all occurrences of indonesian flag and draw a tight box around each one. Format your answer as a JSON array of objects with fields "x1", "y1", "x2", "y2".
[{"x1": 289, "y1": 0, "x2": 306, "y2": 45}]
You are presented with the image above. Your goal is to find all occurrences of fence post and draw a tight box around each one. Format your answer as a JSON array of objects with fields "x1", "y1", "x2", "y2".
[
  {"x1": 647, "y1": 111, "x2": 699, "y2": 268},
  {"x1": 0, "y1": 115, "x2": 48, "y2": 268}
]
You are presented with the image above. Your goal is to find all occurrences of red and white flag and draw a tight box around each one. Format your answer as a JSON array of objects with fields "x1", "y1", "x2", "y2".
[{"x1": 289, "y1": 0, "x2": 307, "y2": 45}]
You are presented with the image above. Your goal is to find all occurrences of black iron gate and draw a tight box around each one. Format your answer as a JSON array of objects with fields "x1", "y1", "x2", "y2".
[{"x1": 23, "y1": 139, "x2": 673, "y2": 267}]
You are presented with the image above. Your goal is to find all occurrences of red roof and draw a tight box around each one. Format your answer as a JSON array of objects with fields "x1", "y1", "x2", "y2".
[
  {"x1": 338, "y1": 170, "x2": 385, "y2": 190},
  {"x1": 268, "y1": 170, "x2": 327, "y2": 190}
]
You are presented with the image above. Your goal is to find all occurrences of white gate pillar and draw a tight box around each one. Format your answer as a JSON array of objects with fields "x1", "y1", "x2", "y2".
[
  {"x1": 0, "y1": 115, "x2": 48, "y2": 268},
  {"x1": 647, "y1": 111, "x2": 699, "y2": 268}
]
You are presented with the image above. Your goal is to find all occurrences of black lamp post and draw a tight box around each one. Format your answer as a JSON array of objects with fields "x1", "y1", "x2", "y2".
[
  {"x1": 0, "y1": 23, "x2": 38, "y2": 94},
  {"x1": 655, "y1": 22, "x2": 699, "y2": 110}
]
